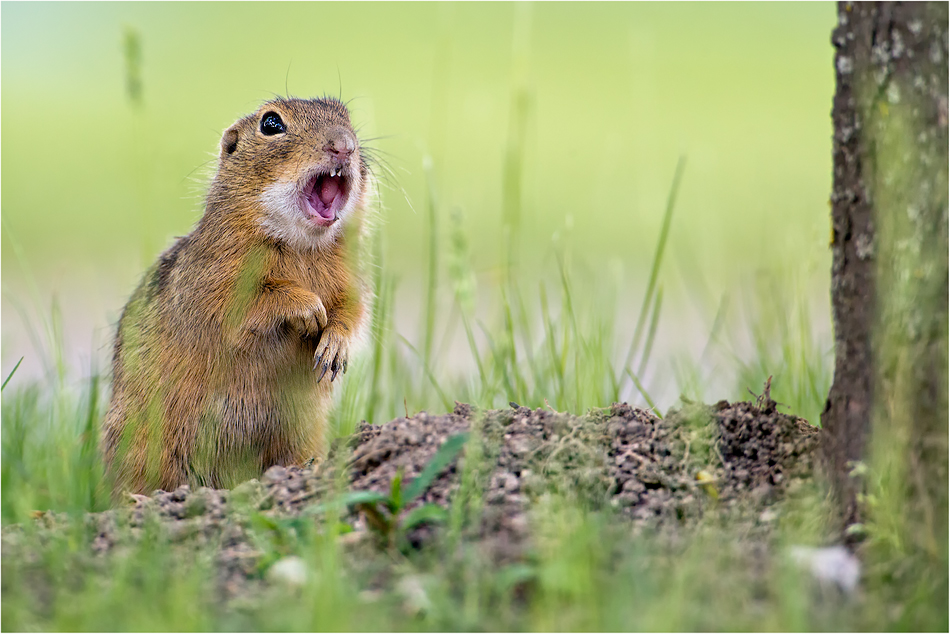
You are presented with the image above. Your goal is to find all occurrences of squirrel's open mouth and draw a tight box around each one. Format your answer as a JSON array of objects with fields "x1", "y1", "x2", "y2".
[{"x1": 303, "y1": 170, "x2": 350, "y2": 226}]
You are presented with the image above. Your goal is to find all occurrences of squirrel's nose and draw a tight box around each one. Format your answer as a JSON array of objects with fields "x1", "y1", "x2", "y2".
[{"x1": 323, "y1": 127, "x2": 357, "y2": 164}]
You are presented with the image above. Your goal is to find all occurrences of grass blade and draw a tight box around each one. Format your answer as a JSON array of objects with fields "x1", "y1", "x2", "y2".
[
  {"x1": 622, "y1": 157, "x2": 686, "y2": 382},
  {"x1": 635, "y1": 285, "x2": 664, "y2": 380},
  {"x1": 477, "y1": 319, "x2": 517, "y2": 404},
  {"x1": 306, "y1": 490, "x2": 389, "y2": 515},
  {"x1": 625, "y1": 368, "x2": 661, "y2": 418},
  {"x1": 401, "y1": 503, "x2": 449, "y2": 531},
  {"x1": 460, "y1": 311, "x2": 488, "y2": 390},
  {"x1": 402, "y1": 432, "x2": 469, "y2": 504},
  {"x1": 2, "y1": 357, "x2": 24, "y2": 391},
  {"x1": 422, "y1": 157, "x2": 440, "y2": 369},
  {"x1": 556, "y1": 251, "x2": 581, "y2": 412},
  {"x1": 365, "y1": 232, "x2": 391, "y2": 425},
  {"x1": 539, "y1": 282, "x2": 565, "y2": 405}
]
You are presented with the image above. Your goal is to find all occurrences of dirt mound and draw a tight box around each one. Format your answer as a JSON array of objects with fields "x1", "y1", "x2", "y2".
[
  {"x1": 343, "y1": 401, "x2": 709, "y2": 558},
  {"x1": 3, "y1": 398, "x2": 821, "y2": 597},
  {"x1": 713, "y1": 398, "x2": 821, "y2": 499}
]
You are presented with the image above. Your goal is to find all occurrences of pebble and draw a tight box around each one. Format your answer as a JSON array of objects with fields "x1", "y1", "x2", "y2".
[
  {"x1": 267, "y1": 556, "x2": 309, "y2": 587},
  {"x1": 622, "y1": 479, "x2": 646, "y2": 494},
  {"x1": 262, "y1": 465, "x2": 288, "y2": 485}
]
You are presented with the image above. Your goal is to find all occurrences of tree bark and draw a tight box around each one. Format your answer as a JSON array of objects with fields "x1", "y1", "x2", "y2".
[{"x1": 822, "y1": 0, "x2": 948, "y2": 534}]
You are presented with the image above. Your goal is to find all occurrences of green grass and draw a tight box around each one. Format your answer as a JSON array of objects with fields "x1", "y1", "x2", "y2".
[
  {"x1": 1, "y1": 363, "x2": 107, "y2": 522},
  {"x1": 0, "y1": 434, "x2": 906, "y2": 632}
]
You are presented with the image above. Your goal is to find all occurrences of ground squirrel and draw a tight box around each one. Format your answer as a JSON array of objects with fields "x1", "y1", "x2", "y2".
[{"x1": 103, "y1": 97, "x2": 374, "y2": 495}]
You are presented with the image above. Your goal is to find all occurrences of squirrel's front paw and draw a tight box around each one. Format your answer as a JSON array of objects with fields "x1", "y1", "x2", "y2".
[
  {"x1": 288, "y1": 298, "x2": 328, "y2": 339},
  {"x1": 313, "y1": 326, "x2": 349, "y2": 383}
]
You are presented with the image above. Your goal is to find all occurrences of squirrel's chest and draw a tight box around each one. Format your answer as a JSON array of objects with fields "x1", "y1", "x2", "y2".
[{"x1": 284, "y1": 251, "x2": 351, "y2": 304}]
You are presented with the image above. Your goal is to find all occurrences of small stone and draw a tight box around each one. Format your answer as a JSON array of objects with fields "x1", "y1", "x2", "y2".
[
  {"x1": 622, "y1": 479, "x2": 646, "y2": 494},
  {"x1": 127, "y1": 493, "x2": 151, "y2": 506},
  {"x1": 487, "y1": 491, "x2": 506, "y2": 504},
  {"x1": 633, "y1": 506, "x2": 654, "y2": 521},
  {"x1": 92, "y1": 533, "x2": 113, "y2": 555},
  {"x1": 752, "y1": 484, "x2": 775, "y2": 504},
  {"x1": 272, "y1": 487, "x2": 291, "y2": 506},
  {"x1": 263, "y1": 465, "x2": 288, "y2": 485},
  {"x1": 509, "y1": 436, "x2": 535, "y2": 456},
  {"x1": 267, "y1": 556, "x2": 309, "y2": 587}
]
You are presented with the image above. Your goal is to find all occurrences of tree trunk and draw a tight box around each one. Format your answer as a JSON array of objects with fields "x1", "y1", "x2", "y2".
[{"x1": 822, "y1": 0, "x2": 948, "y2": 539}]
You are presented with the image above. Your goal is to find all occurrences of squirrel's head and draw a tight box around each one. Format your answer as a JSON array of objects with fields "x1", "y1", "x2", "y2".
[{"x1": 212, "y1": 97, "x2": 372, "y2": 250}]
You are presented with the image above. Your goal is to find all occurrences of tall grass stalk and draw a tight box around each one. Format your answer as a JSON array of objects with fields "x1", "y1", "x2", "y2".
[
  {"x1": 421, "y1": 157, "x2": 440, "y2": 370},
  {"x1": 620, "y1": 156, "x2": 685, "y2": 393},
  {"x1": 501, "y1": 3, "x2": 532, "y2": 281}
]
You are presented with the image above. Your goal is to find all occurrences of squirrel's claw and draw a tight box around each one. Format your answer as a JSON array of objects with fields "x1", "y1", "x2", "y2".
[{"x1": 313, "y1": 326, "x2": 348, "y2": 384}]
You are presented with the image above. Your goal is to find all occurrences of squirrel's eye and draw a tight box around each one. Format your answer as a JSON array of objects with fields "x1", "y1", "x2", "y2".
[{"x1": 260, "y1": 112, "x2": 286, "y2": 136}]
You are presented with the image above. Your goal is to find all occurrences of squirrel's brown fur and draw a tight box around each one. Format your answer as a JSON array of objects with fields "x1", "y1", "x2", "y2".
[{"x1": 103, "y1": 97, "x2": 374, "y2": 495}]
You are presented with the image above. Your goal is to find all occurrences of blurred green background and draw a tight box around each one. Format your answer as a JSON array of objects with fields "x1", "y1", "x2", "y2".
[{"x1": 1, "y1": 2, "x2": 835, "y2": 409}]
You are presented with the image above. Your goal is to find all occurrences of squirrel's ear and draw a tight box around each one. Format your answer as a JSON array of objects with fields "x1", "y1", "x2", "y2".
[{"x1": 220, "y1": 126, "x2": 239, "y2": 157}]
